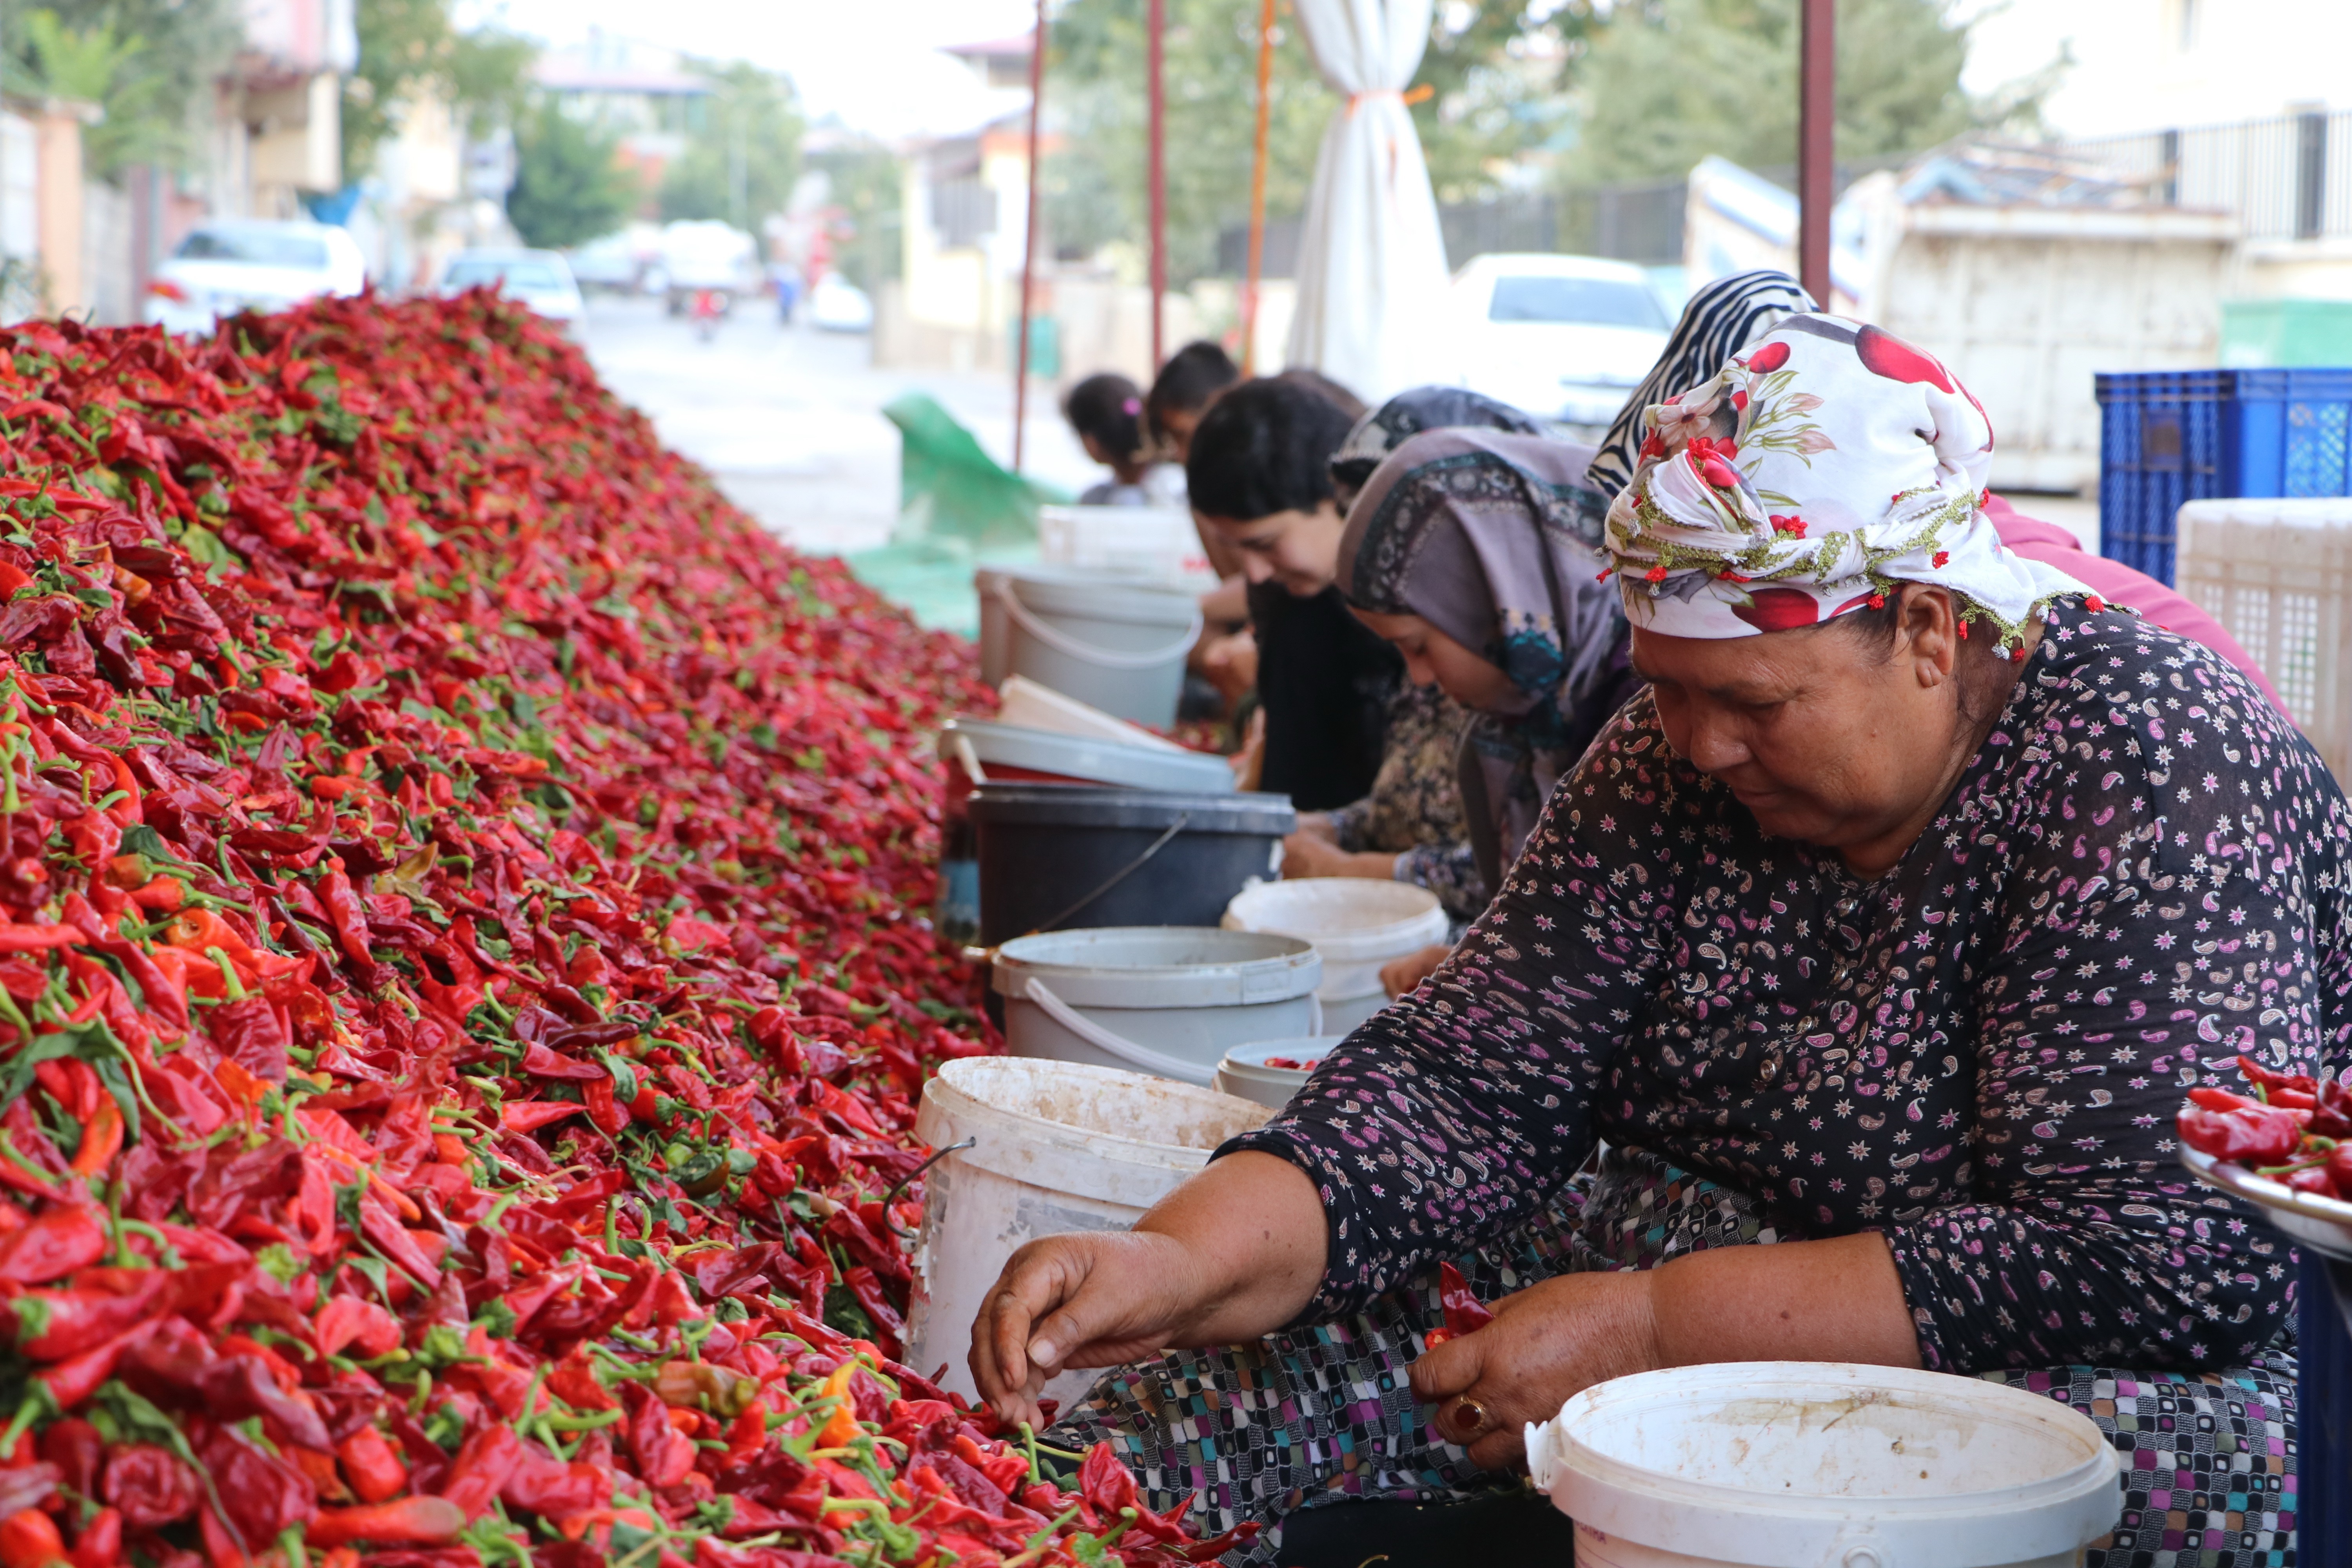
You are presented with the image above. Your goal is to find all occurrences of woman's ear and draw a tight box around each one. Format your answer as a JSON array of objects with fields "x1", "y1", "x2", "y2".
[{"x1": 1900, "y1": 586, "x2": 1961, "y2": 690}]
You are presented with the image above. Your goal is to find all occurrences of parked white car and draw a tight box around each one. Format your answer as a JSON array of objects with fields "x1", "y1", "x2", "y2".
[
  {"x1": 807, "y1": 273, "x2": 874, "y2": 333},
  {"x1": 1442, "y1": 253, "x2": 1672, "y2": 430},
  {"x1": 438, "y1": 249, "x2": 585, "y2": 324},
  {"x1": 143, "y1": 221, "x2": 367, "y2": 335}
]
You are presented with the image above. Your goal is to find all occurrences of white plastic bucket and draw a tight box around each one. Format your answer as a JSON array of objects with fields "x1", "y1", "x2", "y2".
[
  {"x1": 1038, "y1": 504, "x2": 1218, "y2": 590},
  {"x1": 1223, "y1": 879, "x2": 1448, "y2": 1033},
  {"x1": 1526, "y1": 1362, "x2": 2120, "y2": 1568},
  {"x1": 993, "y1": 927, "x2": 1322, "y2": 1087},
  {"x1": 1212, "y1": 1036, "x2": 1349, "y2": 1110},
  {"x1": 975, "y1": 566, "x2": 1204, "y2": 727},
  {"x1": 904, "y1": 1057, "x2": 1269, "y2": 1407}
]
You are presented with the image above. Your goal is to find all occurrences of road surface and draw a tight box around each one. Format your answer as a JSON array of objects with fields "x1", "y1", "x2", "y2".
[{"x1": 573, "y1": 293, "x2": 1097, "y2": 559}]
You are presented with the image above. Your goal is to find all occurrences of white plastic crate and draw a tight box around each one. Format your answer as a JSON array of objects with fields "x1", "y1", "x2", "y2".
[
  {"x1": 1036, "y1": 504, "x2": 1219, "y2": 589},
  {"x1": 2175, "y1": 496, "x2": 2352, "y2": 782}
]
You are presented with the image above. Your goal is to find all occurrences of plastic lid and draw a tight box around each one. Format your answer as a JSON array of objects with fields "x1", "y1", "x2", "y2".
[
  {"x1": 940, "y1": 718, "x2": 1236, "y2": 795},
  {"x1": 969, "y1": 781, "x2": 1295, "y2": 835},
  {"x1": 1224, "y1": 879, "x2": 1449, "y2": 961},
  {"x1": 993, "y1": 926, "x2": 1320, "y2": 1007}
]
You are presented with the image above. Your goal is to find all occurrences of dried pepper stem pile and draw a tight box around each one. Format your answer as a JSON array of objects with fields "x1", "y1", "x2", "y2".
[{"x1": 0, "y1": 296, "x2": 1231, "y2": 1568}]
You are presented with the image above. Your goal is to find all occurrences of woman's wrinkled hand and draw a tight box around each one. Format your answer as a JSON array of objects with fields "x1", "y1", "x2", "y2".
[
  {"x1": 1380, "y1": 941, "x2": 1451, "y2": 998},
  {"x1": 1407, "y1": 1272, "x2": 1662, "y2": 1473},
  {"x1": 969, "y1": 1230, "x2": 1203, "y2": 1433}
]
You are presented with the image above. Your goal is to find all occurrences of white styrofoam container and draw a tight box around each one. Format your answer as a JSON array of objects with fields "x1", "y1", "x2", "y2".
[
  {"x1": 1038, "y1": 504, "x2": 1219, "y2": 590},
  {"x1": 1528, "y1": 1362, "x2": 2119, "y2": 1568},
  {"x1": 906, "y1": 1058, "x2": 1269, "y2": 1408},
  {"x1": 2176, "y1": 495, "x2": 2352, "y2": 780},
  {"x1": 1211, "y1": 1036, "x2": 1350, "y2": 1110}
]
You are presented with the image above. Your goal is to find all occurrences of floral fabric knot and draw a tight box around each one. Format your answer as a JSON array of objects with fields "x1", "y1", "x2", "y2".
[{"x1": 1599, "y1": 314, "x2": 2091, "y2": 646}]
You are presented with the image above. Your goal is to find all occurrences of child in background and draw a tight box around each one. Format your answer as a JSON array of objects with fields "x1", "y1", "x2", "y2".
[{"x1": 1063, "y1": 373, "x2": 1178, "y2": 506}]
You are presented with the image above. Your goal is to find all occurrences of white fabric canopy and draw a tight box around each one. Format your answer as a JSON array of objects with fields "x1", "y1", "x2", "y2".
[{"x1": 1282, "y1": 0, "x2": 1451, "y2": 406}]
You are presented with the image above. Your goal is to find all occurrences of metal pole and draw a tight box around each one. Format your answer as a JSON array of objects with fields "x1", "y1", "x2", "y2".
[
  {"x1": 1147, "y1": 0, "x2": 1166, "y2": 371},
  {"x1": 1797, "y1": 0, "x2": 1834, "y2": 308},
  {"x1": 1013, "y1": 0, "x2": 1048, "y2": 475},
  {"x1": 1242, "y1": 0, "x2": 1275, "y2": 376}
]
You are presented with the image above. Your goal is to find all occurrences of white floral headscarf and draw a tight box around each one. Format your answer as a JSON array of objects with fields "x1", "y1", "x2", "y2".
[{"x1": 1603, "y1": 315, "x2": 2093, "y2": 652}]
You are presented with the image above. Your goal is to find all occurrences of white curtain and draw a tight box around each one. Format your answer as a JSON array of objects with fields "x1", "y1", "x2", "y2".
[{"x1": 1282, "y1": 0, "x2": 1450, "y2": 407}]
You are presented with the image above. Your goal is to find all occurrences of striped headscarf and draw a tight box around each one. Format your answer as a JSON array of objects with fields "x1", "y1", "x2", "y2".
[{"x1": 1585, "y1": 270, "x2": 1817, "y2": 501}]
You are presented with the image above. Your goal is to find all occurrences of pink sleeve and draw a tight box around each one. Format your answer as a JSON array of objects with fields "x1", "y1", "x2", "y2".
[{"x1": 1984, "y1": 495, "x2": 2288, "y2": 715}]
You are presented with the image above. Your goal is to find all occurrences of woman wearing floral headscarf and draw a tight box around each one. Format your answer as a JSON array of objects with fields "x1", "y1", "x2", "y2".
[{"x1": 970, "y1": 315, "x2": 2343, "y2": 1568}]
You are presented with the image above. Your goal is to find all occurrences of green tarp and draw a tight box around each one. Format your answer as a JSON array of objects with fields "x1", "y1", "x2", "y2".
[{"x1": 843, "y1": 392, "x2": 1067, "y2": 636}]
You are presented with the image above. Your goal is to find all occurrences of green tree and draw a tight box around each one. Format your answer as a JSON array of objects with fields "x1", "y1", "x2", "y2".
[
  {"x1": 1045, "y1": 0, "x2": 1333, "y2": 286},
  {"x1": 343, "y1": 0, "x2": 535, "y2": 189},
  {"x1": 1044, "y1": 0, "x2": 1572, "y2": 283},
  {"x1": 1567, "y1": 0, "x2": 2037, "y2": 185},
  {"x1": 657, "y1": 62, "x2": 803, "y2": 228},
  {"x1": 2, "y1": 0, "x2": 238, "y2": 180},
  {"x1": 509, "y1": 101, "x2": 634, "y2": 250},
  {"x1": 1412, "y1": 1, "x2": 1597, "y2": 202}
]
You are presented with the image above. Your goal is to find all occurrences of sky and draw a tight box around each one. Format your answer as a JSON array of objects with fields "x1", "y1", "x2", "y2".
[
  {"x1": 461, "y1": 0, "x2": 2352, "y2": 147},
  {"x1": 453, "y1": 0, "x2": 1042, "y2": 140}
]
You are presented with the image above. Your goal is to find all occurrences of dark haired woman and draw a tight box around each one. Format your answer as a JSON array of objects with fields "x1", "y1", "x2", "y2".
[
  {"x1": 1187, "y1": 377, "x2": 1401, "y2": 810},
  {"x1": 1063, "y1": 372, "x2": 1179, "y2": 507}
]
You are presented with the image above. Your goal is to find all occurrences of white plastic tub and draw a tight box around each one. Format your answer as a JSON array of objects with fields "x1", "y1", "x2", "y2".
[
  {"x1": 904, "y1": 1058, "x2": 1269, "y2": 1407},
  {"x1": 975, "y1": 565, "x2": 1203, "y2": 727},
  {"x1": 1212, "y1": 1036, "x2": 1350, "y2": 1110},
  {"x1": 994, "y1": 927, "x2": 1321, "y2": 1087},
  {"x1": 1223, "y1": 879, "x2": 1447, "y2": 1033},
  {"x1": 1527, "y1": 1362, "x2": 2120, "y2": 1567}
]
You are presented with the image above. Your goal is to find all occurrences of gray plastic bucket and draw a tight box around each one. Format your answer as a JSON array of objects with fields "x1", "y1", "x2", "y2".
[
  {"x1": 969, "y1": 783, "x2": 1294, "y2": 945},
  {"x1": 934, "y1": 720, "x2": 1236, "y2": 945},
  {"x1": 993, "y1": 927, "x2": 1323, "y2": 1086},
  {"x1": 976, "y1": 566, "x2": 1203, "y2": 727}
]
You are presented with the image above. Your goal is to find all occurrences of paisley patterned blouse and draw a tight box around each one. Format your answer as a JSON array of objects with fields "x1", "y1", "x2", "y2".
[
  {"x1": 1325, "y1": 682, "x2": 1484, "y2": 923},
  {"x1": 1226, "y1": 605, "x2": 2352, "y2": 1373}
]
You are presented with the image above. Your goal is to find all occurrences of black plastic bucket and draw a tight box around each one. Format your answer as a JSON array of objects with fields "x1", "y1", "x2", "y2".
[{"x1": 968, "y1": 782, "x2": 1296, "y2": 946}]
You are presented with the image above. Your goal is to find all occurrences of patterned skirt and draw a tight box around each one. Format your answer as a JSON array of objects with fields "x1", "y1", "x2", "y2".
[{"x1": 1046, "y1": 1150, "x2": 2298, "y2": 1567}]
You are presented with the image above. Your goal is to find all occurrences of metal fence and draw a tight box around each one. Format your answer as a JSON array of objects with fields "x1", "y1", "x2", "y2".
[
  {"x1": 1217, "y1": 182, "x2": 1686, "y2": 279},
  {"x1": 2061, "y1": 109, "x2": 2352, "y2": 241}
]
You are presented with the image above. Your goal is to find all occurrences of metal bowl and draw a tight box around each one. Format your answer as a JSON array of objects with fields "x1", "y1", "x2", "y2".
[{"x1": 2181, "y1": 1145, "x2": 2352, "y2": 1261}]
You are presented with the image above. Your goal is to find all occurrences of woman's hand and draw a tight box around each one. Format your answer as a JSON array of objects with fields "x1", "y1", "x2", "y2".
[
  {"x1": 970, "y1": 1230, "x2": 1213, "y2": 1433},
  {"x1": 969, "y1": 1152, "x2": 1327, "y2": 1431},
  {"x1": 1380, "y1": 941, "x2": 1451, "y2": 998},
  {"x1": 1408, "y1": 1272, "x2": 1661, "y2": 1473},
  {"x1": 1280, "y1": 832, "x2": 1397, "y2": 880},
  {"x1": 1201, "y1": 628, "x2": 1258, "y2": 702}
]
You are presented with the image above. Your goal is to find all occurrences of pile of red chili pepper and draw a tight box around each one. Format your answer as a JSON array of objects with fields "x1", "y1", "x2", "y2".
[
  {"x1": 2177, "y1": 1054, "x2": 2352, "y2": 1201},
  {"x1": 0, "y1": 293, "x2": 1234, "y2": 1568}
]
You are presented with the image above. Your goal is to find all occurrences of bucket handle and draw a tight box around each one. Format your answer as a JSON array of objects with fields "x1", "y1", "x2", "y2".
[
  {"x1": 1022, "y1": 976, "x2": 1212, "y2": 1084},
  {"x1": 995, "y1": 577, "x2": 1205, "y2": 670},
  {"x1": 1026, "y1": 813, "x2": 1191, "y2": 936}
]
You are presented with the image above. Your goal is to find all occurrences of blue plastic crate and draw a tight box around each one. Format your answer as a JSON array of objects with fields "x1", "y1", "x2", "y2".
[{"x1": 2095, "y1": 368, "x2": 2352, "y2": 585}]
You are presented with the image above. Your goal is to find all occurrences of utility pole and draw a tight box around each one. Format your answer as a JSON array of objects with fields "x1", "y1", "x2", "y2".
[{"x1": 1797, "y1": 0, "x2": 1834, "y2": 308}]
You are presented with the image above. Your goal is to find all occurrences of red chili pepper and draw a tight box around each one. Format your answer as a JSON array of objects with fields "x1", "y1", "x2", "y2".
[
  {"x1": 0, "y1": 1509, "x2": 64, "y2": 1568},
  {"x1": 333, "y1": 1428, "x2": 406, "y2": 1505},
  {"x1": 0, "y1": 1210, "x2": 105, "y2": 1287},
  {"x1": 1436, "y1": 1261, "x2": 1494, "y2": 1338},
  {"x1": 303, "y1": 1496, "x2": 466, "y2": 1548},
  {"x1": 64, "y1": 1508, "x2": 116, "y2": 1568},
  {"x1": 102, "y1": 1444, "x2": 201, "y2": 1528},
  {"x1": 2178, "y1": 1103, "x2": 2307, "y2": 1167}
]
